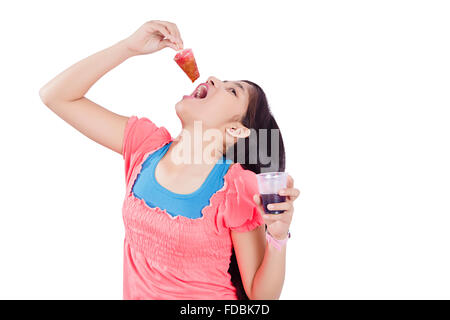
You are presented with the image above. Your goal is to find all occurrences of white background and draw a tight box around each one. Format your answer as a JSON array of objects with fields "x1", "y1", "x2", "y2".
[{"x1": 0, "y1": 0, "x2": 449, "y2": 299}]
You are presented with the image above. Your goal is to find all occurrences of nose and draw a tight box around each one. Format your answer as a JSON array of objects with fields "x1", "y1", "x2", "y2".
[{"x1": 207, "y1": 76, "x2": 220, "y2": 88}]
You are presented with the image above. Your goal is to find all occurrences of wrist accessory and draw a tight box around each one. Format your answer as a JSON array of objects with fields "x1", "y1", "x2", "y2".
[{"x1": 266, "y1": 230, "x2": 290, "y2": 251}]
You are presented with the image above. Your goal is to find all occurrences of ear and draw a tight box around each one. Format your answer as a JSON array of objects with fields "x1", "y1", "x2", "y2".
[{"x1": 226, "y1": 126, "x2": 251, "y2": 139}]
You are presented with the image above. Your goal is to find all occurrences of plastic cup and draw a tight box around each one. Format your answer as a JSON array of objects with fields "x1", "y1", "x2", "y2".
[{"x1": 256, "y1": 172, "x2": 288, "y2": 214}]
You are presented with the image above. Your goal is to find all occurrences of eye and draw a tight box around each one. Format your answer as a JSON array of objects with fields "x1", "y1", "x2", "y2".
[{"x1": 229, "y1": 88, "x2": 237, "y2": 96}]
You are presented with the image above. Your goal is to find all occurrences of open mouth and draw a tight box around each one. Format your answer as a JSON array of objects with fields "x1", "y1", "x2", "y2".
[{"x1": 190, "y1": 83, "x2": 208, "y2": 99}]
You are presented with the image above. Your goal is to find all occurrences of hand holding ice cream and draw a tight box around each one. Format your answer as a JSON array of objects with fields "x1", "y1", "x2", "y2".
[
  {"x1": 122, "y1": 20, "x2": 184, "y2": 56},
  {"x1": 122, "y1": 20, "x2": 199, "y2": 82}
]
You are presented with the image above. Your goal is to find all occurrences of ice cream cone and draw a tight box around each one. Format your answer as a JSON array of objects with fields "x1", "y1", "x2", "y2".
[{"x1": 174, "y1": 48, "x2": 200, "y2": 83}]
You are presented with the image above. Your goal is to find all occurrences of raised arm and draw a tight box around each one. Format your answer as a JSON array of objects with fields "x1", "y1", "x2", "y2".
[
  {"x1": 39, "y1": 20, "x2": 184, "y2": 155},
  {"x1": 39, "y1": 40, "x2": 135, "y2": 154}
]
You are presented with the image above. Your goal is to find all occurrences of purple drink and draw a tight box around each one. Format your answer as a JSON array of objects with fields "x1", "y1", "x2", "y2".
[
  {"x1": 260, "y1": 193, "x2": 286, "y2": 214},
  {"x1": 256, "y1": 171, "x2": 288, "y2": 214}
]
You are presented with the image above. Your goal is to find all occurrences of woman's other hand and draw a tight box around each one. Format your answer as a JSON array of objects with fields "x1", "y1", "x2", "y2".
[{"x1": 122, "y1": 20, "x2": 184, "y2": 56}]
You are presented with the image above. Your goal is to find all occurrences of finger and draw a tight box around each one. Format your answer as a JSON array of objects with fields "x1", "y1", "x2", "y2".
[
  {"x1": 286, "y1": 175, "x2": 294, "y2": 188},
  {"x1": 158, "y1": 39, "x2": 178, "y2": 51},
  {"x1": 167, "y1": 22, "x2": 184, "y2": 49},
  {"x1": 165, "y1": 22, "x2": 184, "y2": 50},
  {"x1": 146, "y1": 21, "x2": 171, "y2": 39},
  {"x1": 279, "y1": 187, "x2": 300, "y2": 200},
  {"x1": 151, "y1": 22, "x2": 179, "y2": 48},
  {"x1": 154, "y1": 20, "x2": 183, "y2": 49},
  {"x1": 262, "y1": 213, "x2": 291, "y2": 225},
  {"x1": 267, "y1": 201, "x2": 293, "y2": 212},
  {"x1": 263, "y1": 212, "x2": 292, "y2": 224}
]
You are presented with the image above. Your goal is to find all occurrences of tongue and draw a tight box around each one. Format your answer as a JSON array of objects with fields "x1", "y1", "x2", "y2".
[{"x1": 198, "y1": 86, "x2": 207, "y2": 99}]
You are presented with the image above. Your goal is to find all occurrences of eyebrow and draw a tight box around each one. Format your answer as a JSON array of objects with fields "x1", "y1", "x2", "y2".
[{"x1": 223, "y1": 80, "x2": 245, "y2": 96}]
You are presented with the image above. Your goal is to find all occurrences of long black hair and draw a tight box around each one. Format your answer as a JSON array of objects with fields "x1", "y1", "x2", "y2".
[{"x1": 225, "y1": 80, "x2": 286, "y2": 300}]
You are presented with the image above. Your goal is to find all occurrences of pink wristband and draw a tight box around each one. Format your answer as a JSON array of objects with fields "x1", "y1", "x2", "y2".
[{"x1": 266, "y1": 231, "x2": 290, "y2": 250}]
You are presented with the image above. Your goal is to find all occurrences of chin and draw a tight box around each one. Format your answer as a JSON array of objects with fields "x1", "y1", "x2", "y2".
[
  {"x1": 175, "y1": 101, "x2": 184, "y2": 118},
  {"x1": 175, "y1": 101, "x2": 194, "y2": 124}
]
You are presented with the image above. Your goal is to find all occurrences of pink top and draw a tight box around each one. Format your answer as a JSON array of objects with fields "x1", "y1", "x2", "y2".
[{"x1": 121, "y1": 115, "x2": 264, "y2": 300}]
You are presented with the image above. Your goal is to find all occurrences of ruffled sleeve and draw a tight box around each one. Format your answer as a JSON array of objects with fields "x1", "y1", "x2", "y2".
[
  {"x1": 122, "y1": 115, "x2": 172, "y2": 188},
  {"x1": 220, "y1": 164, "x2": 265, "y2": 233}
]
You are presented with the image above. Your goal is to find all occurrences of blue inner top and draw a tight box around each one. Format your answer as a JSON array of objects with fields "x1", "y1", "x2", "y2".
[{"x1": 132, "y1": 141, "x2": 232, "y2": 219}]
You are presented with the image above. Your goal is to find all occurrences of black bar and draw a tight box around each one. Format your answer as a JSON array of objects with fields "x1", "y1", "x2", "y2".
[{"x1": 0, "y1": 300, "x2": 448, "y2": 318}]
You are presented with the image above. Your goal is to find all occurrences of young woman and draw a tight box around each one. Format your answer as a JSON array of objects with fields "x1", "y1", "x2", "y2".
[{"x1": 39, "y1": 20, "x2": 300, "y2": 300}]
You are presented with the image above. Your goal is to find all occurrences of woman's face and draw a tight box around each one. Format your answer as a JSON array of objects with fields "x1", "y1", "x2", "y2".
[{"x1": 175, "y1": 76, "x2": 252, "y2": 131}]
